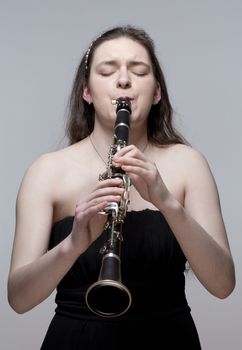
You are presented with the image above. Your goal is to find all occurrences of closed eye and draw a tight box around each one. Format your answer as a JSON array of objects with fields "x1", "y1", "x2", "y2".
[
  {"x1": 130, "y1": 63, "x2": 150, "y2": 76},
  {"x1": 100, "y1": 71, "x2": 115, "y2": 76},
  {"x1": 132, "y1": 71, "x2": 148, "y2": 76}
]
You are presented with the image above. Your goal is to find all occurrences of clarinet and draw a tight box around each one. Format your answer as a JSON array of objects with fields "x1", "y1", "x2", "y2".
[{"x1": 85, "y1": 98, "x2": 132, "y2": 317}]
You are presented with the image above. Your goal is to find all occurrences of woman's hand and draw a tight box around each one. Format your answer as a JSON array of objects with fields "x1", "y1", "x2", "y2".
[
  {"x1": 70, "y1": 178, "x2": 124, "y2": 252},
  {"x1": 112, "y1": 145, "x2": 171, "y2": 210}
]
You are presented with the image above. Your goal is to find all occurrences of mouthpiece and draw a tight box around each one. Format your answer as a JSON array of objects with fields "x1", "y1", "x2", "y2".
[{"x1": 111, "y1": 98, "x2": 131, "y2": 107}]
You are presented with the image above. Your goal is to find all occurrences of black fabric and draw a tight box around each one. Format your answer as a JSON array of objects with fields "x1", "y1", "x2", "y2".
[{"x1": 41, "y1": 210, "x2": 202, "y2": 349}]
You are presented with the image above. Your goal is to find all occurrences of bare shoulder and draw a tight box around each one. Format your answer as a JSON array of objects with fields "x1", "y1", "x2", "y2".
[
  {"x1": 20, "y1": 150, "x2": 64, "y2": 189},
  {"x1": 159, "y1": 143, "x2": 212, "y2": 174},
  {"x1": 162, "y1": 143, "x2": 207, "y2": 162},
  {"x1": 163, "y1": 143, "x2": 218, "y2": 195},
  {"x1": 153, "y1": 143, "x2": 216, "y2": 197},
  {"x1": 21, "y1": 142, "x2": 85, "y2": 182},
  {"x1": 153, "y1": 142, "x2": 210, "y2": 172},
  {"x1": 17, "y1": 143, "x2": 81, "y2": 200},
  {"x1": 17, "y1": 138, "x2": 99, "y2": 222}
]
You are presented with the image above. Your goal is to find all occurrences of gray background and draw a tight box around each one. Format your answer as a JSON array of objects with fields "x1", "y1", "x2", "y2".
[{"x1": 1, "y1": 1, "x2": 241, "y2": 349}]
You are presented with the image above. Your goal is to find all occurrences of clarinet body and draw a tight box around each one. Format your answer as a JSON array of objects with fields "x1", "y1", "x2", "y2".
[{"x1": 85, "y1": 98, "x2": 132, "y2": 317}]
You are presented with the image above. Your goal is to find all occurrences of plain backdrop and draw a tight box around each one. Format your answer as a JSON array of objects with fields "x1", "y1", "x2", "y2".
[{"x1": 1, "y1": 1, "x2": 241, "y2": 349}]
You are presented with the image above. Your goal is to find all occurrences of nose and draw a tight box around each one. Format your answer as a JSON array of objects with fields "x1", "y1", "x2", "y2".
[{"x1": 116, "y1": 68, "x2": 131, "y2": 89}]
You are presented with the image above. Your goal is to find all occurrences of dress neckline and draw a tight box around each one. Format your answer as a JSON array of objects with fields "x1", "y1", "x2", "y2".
[{"x1": 52, "y1": 208, "x2": 161, "y2": 229}]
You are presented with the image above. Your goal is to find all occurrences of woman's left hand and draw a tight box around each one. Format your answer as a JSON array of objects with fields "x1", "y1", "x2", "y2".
[{"x1": 112, "y1": 145, "x2": 170, "y2": 209}]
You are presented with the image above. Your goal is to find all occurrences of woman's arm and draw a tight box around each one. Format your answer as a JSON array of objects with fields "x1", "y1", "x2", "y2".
[
  {"x1": 8, "y1": 154, "x2": 123, "y2": 313},
  {"x1": 161, "y1": 147, "x2": 235, "y2": 298},
  {"x1": 114, "y1": 144, "x2": 236, "y2": 298},
  {"x1": 8, "y1": 155, "x2": 79, "y2": 313}
]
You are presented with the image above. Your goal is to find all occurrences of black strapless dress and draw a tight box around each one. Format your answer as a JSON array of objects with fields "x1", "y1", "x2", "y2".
[{"x1": 41, "y1": 210, "x2": 201, "y2": 349}]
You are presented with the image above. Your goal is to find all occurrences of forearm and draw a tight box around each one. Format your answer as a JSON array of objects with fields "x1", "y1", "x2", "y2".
[
  {"x1": 8, "y1": 234, "x2": 81, "y2": 314},
  {"x1": 159, "y1": 198, "x2": 235, "y2": 298}
]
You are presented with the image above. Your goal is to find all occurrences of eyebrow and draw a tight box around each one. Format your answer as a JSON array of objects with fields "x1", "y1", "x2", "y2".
[{"x1": 96, "y1": 60, "x2": 150, "y2": 69}]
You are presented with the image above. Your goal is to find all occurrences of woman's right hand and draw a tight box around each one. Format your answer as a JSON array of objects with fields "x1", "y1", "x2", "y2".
[{"x1": 70, "y1": 178, "x2": 124, "y2": 252}]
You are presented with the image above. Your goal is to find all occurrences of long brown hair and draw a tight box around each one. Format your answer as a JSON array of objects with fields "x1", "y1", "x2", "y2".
[{"x1": 66, "y1": 25, "x2": 187, "y2": 146}]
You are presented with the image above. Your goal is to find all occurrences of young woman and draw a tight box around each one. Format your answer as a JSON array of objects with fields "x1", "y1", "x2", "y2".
[{"x1": 8, "y1": 25, "x2": 235, "y2": 349}]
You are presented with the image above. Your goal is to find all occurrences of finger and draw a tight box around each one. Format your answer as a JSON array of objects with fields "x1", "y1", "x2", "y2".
[
  {"x1": 81, "y1": 184, "x2": 124, "y2": 205},
  {"x1": 118, "y1": 157, "x2": 153, "y2": 171},
  {"x1": 77, "y1": 192, "x2": 123, "y2": 212},
  {"x1": 94, "y1": 178, "x2": 123, "y2": 189},
  {"x1": 121, "y1": 164, "x2": 148, "y2": 176},
  {"x1": 88, "y1": 187, "x2": 124, "y2": 203},
  {"x1": 121, "y1": 164, "x2": 157, "y2": 183},
  {"x1": 113, "y1": 150, "x2": 148, "y2": 167},
  {"x1": 75, "y1": 201, "x2": 109, "y2": 223},
  {"x1": 113, "y1": 145, "x2": 143, "y2": 159}
]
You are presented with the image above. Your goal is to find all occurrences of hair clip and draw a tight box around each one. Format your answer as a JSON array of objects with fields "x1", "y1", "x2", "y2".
[{"x1": 85, "y1": 46, "x2": 91, "y2": 70}]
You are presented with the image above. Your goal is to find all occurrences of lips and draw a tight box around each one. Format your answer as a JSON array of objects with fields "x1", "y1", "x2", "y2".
[
  {"x1": 118, "y1": 96, "x2": 134, "y2": 100},
  {"x1": 113, "y1": 96, "x2": 135, "y2": 102}
]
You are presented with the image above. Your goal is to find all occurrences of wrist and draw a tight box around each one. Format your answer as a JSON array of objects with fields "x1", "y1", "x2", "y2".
[
  {"x1": 156, "y1": 193, "x2": 184, "y2": 219},
  {"x1": 58, "y1": 234, "x2": 84, "y2": 262}
]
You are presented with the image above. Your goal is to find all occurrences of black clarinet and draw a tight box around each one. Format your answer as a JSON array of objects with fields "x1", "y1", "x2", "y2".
[{"x1": 85, "y1": 98, "x2": 132, "y2": 317}]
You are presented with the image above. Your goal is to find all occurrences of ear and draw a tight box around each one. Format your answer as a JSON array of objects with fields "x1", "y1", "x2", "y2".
[
  {"x1": 82, "y1": 84, "x2": 93, "y2": 104},
  {"x1": 153, "y1": 83, "x2": 161, "y2": 105}
]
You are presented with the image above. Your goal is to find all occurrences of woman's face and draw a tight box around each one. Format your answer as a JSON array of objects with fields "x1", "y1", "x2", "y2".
[{"x1": 83, "y1": 37, "x2": 161, "y2": 129}]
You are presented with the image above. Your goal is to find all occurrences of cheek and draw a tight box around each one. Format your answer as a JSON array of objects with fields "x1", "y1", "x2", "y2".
[
  {"x1": 140, "y1": 83, "x2": 157, "y2": 103},
  {"x1": 140, "y1": 76, "x2": 156, "y2": 92},
  {"x1": 89, "y1": 77, "x2": 112, "y2": 99}
]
